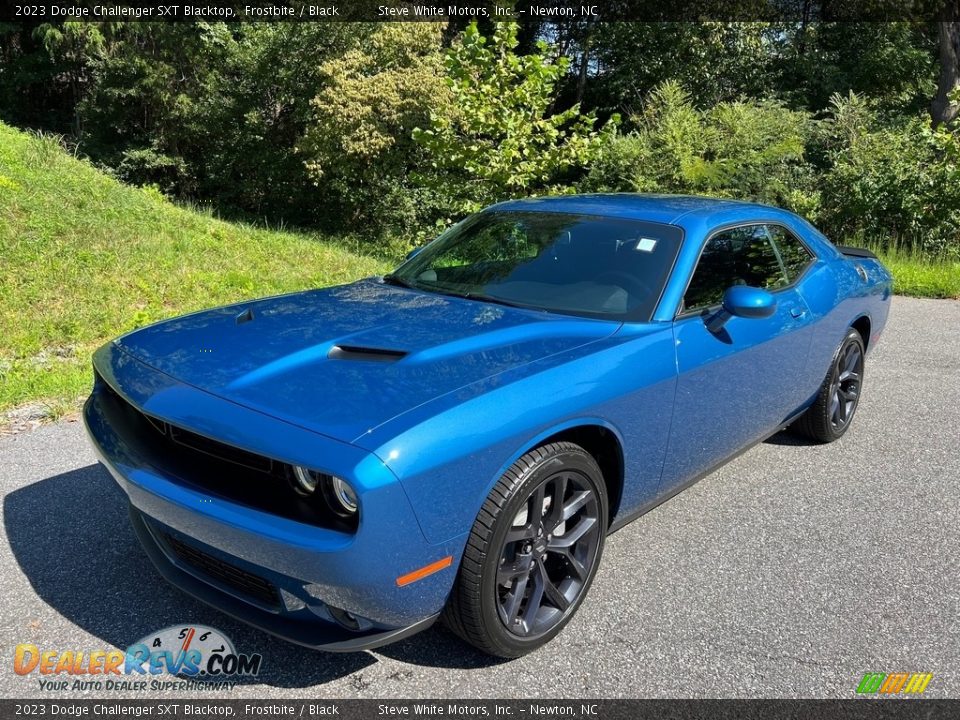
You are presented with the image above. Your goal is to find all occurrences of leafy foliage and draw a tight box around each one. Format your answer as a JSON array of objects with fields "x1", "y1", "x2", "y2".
[
  {"x1": 820, "y1": 92, "x2": 960, "y2": 259},
  {"x1": 774, "y1": 23, "x2": 937, "y2": 118},
  {"x1": 7, "y1": 22, "x2": 364, "y2": 223},
  {"x1": 589, "y1": 23, "x2": 774, "y2": 112},
  {"x1": 0, "y1": 19, "x2": 956, "y2": 262},
  {"x1": 299, "y1": 23, "x2": 450, "y2": 239},
  {"x1": 413, "y1": 22, "x2": 617, "y2": 217},
  {"x1": 583, "y1": 81, "x2": 818, "y2": 217}
]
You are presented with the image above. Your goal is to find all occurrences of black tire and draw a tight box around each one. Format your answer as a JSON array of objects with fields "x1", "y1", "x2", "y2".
[
  {"x1": 443, "y1": 442, "x2": 608, "y2": 658},
  {"x1": 794, "y1": 327, "x2": 866, "y2": 443}
]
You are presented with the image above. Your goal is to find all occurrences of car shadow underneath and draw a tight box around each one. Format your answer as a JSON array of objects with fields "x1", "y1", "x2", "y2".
[
  {"x1": 763, "y1": 428, "x2": 821, "y2": 447},
  {"x1": 3, "y1": 464, "x2": 507, "y2": 689}
]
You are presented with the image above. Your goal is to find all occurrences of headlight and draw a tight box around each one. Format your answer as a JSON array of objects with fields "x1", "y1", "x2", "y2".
[
  {"x1": 324, "y1": 475, "x2": 358, "y2": 516},
  {"x1": 291, "y1": 466, "x2": 358, "y2": 517},
  {"x1": 291, "y1": 466, "x2": 322, "y2": 496}
]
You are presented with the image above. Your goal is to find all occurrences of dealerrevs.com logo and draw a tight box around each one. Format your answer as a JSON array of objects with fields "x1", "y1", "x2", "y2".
[{"x1": 14, "y1": 625, "x2": 262, "y2": 692}]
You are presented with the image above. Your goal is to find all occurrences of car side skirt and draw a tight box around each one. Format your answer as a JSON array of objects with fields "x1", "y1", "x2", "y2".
[{"x1": 609, "y1": 414, "x2": 806, "y2": 534}]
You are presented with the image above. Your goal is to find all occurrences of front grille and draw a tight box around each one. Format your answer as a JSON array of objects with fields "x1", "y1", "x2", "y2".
[
  {"x1": 95, "y1": 372, "x2": 358, "y2": 532},
  {"x1": 101, "y1": 378, "x2": 278, "y2": 475},
  {"x1": 164, "y1": 532, "x2": 280, "y2": 609},
  {"x1": 165, "y1": 422, "x2": 274, "y2": 474}
]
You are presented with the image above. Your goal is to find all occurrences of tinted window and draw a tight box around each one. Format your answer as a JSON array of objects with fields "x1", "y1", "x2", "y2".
[
  {"x1": 683, "y1": 225, "x2": 788, "y2": 312},
  {"x1": 768, "y1": 225, "x2": 814, "y2": 281},
  {"x1": 391, "y1": 211, "x2": 683, "y2": 321}
]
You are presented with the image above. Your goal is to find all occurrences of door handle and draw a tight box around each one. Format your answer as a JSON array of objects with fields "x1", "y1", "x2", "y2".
[{"x1": 790, "y1": 308, "x2": 806, "y2": 319}]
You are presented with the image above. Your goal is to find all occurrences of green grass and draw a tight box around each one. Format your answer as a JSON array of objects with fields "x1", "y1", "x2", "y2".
[
  {"x1": 1, "y1": 122, "x2": 958, "y2": 420},
  {"x1": 874, "y1": 247, "x2": 960, "y2": 300},
  {"x1": 0, "y1": 123, "x2": 389, "y2": 417}
]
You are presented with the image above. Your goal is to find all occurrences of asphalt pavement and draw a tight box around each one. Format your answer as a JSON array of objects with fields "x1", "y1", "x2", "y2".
[{"x1": 1, "y1": 296, "x2": 957, "y2": 699}]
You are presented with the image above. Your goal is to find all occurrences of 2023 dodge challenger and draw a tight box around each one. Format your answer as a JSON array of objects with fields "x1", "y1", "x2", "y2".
[{"x1": 85, "y1": 194, "x2": 892, "y2": 657}]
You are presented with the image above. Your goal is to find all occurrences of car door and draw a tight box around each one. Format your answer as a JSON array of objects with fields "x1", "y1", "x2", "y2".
[{"x1": 657, "y1": 223, "x2": 817, "y2": 495}]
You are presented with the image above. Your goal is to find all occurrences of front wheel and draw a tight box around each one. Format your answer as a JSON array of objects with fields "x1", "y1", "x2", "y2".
[
  {"x1": 443, "y1": 442, "x2": 608, "y2": 657},
  {"x1": 794, "y1": 327, "x2": 866, "y2": 442}
]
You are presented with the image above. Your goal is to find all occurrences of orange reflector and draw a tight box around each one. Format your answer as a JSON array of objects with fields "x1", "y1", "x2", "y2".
[{"x1": 396, "y1": 555, "x2": 453, "y2": 587}]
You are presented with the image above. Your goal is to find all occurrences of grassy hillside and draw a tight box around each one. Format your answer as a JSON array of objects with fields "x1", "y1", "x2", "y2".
[
  {"x1": 0, "y1": 123, "x2": 389, "y2": 417},
  {"x1": 0, "y1": 122, "x2": 956, "y2": 424}
]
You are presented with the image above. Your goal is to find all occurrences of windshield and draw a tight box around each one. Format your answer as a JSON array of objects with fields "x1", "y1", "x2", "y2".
[{"x1": 389, "y1": 211, "x2": 683, "y2": 321}]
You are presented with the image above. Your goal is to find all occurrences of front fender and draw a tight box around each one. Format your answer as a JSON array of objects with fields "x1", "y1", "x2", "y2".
[{"x1": 363, "y1": 325, "x2": 677, "y2": 544}]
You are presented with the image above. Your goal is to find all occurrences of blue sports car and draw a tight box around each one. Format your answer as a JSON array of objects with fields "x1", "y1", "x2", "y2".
[{"x1": 84, "y1": 194, "x2": 892, "y2": 657}]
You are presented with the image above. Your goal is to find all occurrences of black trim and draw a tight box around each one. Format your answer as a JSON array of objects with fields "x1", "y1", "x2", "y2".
[
  {"x1": 837, "y1": 245, "x2": 878, "y2": 259},
  {"x1": 161, "y1": 531, "x2": 282, "y2": 611},
  {"x1": 90, "y1": 381, "x2": 357, "y2": 532},
  {"x1": 167, "y1": 423, "x2": 274, "y2": 474}
]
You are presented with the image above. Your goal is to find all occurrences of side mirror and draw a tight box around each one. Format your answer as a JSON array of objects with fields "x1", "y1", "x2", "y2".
[
  {"x1": 406, "y1": 247, "x2": 422, "y2": 260},
  {"x1": 707, "y1": 286, "x2": 776, "y2": 332}
]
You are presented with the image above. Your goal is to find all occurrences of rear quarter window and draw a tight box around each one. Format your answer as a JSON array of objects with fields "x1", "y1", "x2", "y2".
[{"x1": 767, "y1": 224, "x2": 814, "y2": 282}]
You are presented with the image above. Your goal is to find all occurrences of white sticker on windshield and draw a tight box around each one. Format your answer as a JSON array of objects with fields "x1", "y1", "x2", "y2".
[{"x1": 636, "y1": 237, "x2": 658, "y2": 252}]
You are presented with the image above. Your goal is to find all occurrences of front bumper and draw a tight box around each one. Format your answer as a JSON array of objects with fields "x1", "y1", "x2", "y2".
[
  {"x1": 83, "y1": 343, "x2": 464, "y2": 651},
  {"x1": 126, "y1": 503, "x2": 438, "y2": 651}
]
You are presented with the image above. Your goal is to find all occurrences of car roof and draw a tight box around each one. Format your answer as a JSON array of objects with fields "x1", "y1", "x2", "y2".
[{"x1": 489, "y1": 193, "x2": 786, "y2": 228}]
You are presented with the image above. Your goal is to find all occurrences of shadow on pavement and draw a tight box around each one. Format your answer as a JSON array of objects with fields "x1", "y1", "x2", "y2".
[
  {"x1": 3, "y1": 464, "x2": 378, "y2": 688},
  {"x1": 763, "y1": 428, "x2": 819, "y2": 447},
  {"x1": 3, "y1": 464, "x2": 535, "y2": 679},
  {"x1": 376, "y1": 625, "x2": 507, "y2": 670}
]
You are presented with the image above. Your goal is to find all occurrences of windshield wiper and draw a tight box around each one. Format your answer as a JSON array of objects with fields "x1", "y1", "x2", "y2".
[
  {"x1": 386, "y1": 278, "x2": 536, "y2": 312},
  {"x1": 382, "y1": 273, "x2": 414, "y2": 289},
  {"x1": 461, "y1": 292, "x2": 535, "y2": 311}
]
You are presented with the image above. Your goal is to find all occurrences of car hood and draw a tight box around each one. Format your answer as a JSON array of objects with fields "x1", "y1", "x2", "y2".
[{"x1": 115, "y1": 279, "x2": 619, "y2": 444}]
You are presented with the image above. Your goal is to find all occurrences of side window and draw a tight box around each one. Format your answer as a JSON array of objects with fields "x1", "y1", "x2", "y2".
[
  {"x1": 767, "y1": 225, "x2": 814, "y2": 282},
  {"x1": 683, "y1": 225, "x2": 788, "y2": 312}
]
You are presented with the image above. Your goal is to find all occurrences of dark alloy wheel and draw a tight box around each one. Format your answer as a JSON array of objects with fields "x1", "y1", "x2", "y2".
[
  {"x1": 829, "y1": 337, "x2": 864, "y2": 432},
  {"x1": 794, "y1": 326, "x2": 866, "y2": 442},
  {"x1": 443, "y1": 442, "x2": 608, "y2": 657},
  {"x1": 496, "y1": 469, "x2": 602, "y2": 637}
]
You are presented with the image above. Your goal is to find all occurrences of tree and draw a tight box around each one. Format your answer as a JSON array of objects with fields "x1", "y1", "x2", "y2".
[
  {"x1": 823, "y1": 92, "x2": 960, "y2": 259},
  {"x1": 582, "y1": 81, "x2": 817, "y2": 217},
  {"x1": 932, "y1": 21, "x2": 960, "y2": 127},
  {"x1": 0, "y1": 21, "x2": 111, "y2": 133},
  {"x1": 413, "y1": 22, "x2": 617, "y2": 216},
  {"x1": 299, "y1": 23, "x2": 450, "y2": 235},
  {"x1": 189, "y1": 23, "x2": 364, "y2": 222},
  {"x1": 59, "y1": 22, "x2": 360, "y2": 222},
  {"x1": 775, "y1": 22, "x2": 937, "y2": 117},
  {"x1": 588, "y1": 23, "x2": 773, "y2": 114}
]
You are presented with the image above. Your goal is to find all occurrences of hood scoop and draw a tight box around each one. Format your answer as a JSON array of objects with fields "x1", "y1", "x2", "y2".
[
  {"x1": 327, "y1": 344, "x2": 407, "y2": 363},
  {"x1": 235, "y1": 308, "x2": 255, "y2": 325}
]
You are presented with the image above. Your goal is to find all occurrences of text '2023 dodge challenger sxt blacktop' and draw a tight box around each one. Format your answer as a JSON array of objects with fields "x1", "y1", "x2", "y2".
[{"x1": 84, "y1": 194, "x2": 892, "y2": 658}]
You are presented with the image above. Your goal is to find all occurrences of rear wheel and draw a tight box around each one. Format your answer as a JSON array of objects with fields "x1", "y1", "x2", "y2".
[
  {"x1": 794, "y1": 327, "x2": 866, "y2": 442},
  {"x1": 444, "y1": 442, "x2": 607, "y2": 657}
]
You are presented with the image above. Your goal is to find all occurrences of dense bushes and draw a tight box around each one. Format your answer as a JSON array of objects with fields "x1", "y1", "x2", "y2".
[
  {"x1": 1, "y1": 20, "x2": 957, "y2": 259},
  {"x1": 821, "y1": 93, "x2": 960, "y2": 258},
  {"x1": 5, "y1": 23, "x2": 366, "y2": 224},
  {"x1": 582, "y1": 81, "x2": 817, "y2": 217},
  {"x1": 583, "y1": 84, "x2": 960, "y2": 259},
  {"x1": 299, "y1": 21, "x2": 615, "y2": 246},
  {"x1": 299, "y1": 23, "x2": 451, "y2": 240},
  {"x1": 413, "y1": 22, "x2": 615, "y2": 220}
]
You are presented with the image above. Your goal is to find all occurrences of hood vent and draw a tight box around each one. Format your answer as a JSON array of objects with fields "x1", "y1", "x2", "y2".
[{"x1": 327, "y1": 345, "x2": 407, "y2": 363}]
